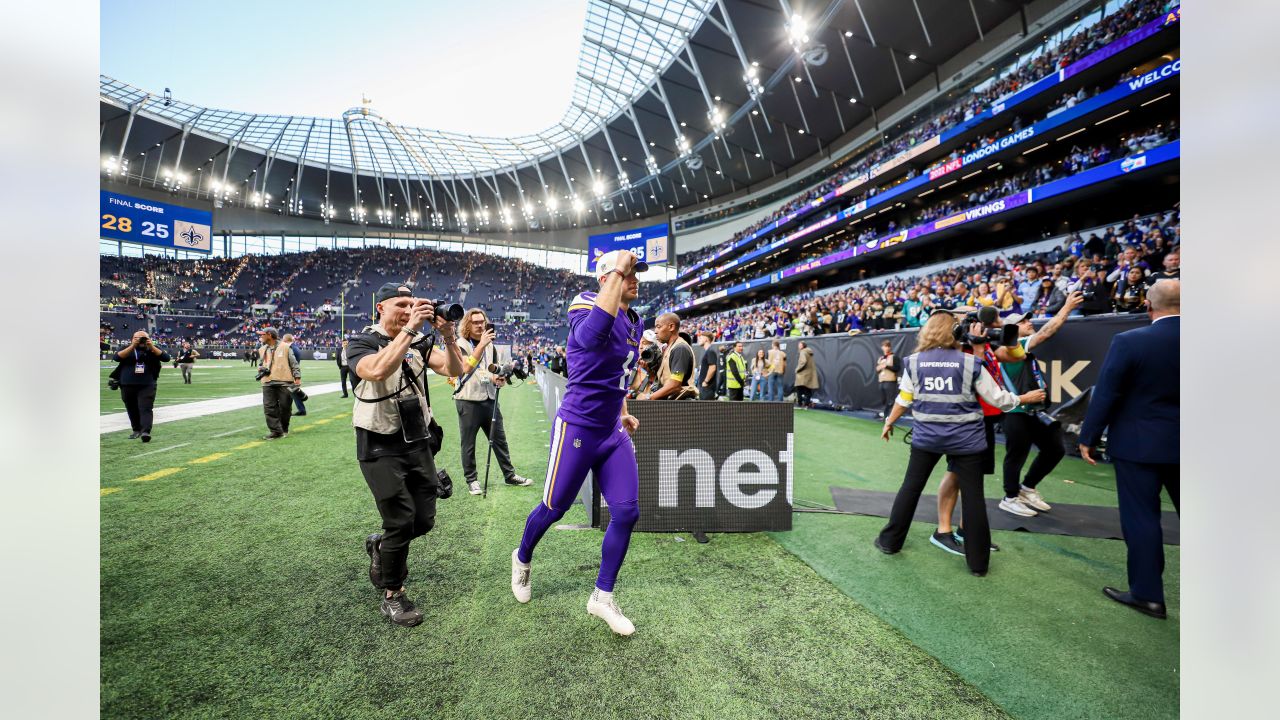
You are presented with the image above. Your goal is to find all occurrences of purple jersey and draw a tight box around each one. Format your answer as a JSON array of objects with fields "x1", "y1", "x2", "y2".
[{"x1": 557, "y1": 291, "x2": 643, "y2": 427}]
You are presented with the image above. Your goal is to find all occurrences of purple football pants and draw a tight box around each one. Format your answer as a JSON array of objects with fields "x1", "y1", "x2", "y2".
[{"x1": 517, "y1": 414, "x2": 639, "y2": 591}]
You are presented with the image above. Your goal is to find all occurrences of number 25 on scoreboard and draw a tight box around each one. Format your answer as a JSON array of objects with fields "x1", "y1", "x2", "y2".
[{"x1": 101, "y1": 215, "x2": 169, "y2": 238}]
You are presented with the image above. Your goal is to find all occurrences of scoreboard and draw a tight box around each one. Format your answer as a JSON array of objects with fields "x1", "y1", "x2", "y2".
[
  {"x1": 100, "y1": 190, "x2": 214, "y2": 254},
  {"x1": 588, "y1": 222, "x2": 670, "y2": 267}
]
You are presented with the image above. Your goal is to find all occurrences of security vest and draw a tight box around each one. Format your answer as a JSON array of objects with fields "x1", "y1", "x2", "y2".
[
  {"x1": 657, "y1": 336, "x2": 697, "y2": 398},
  {"x1": 351, "y1": 325, "x2": 432, "y2": 434},
  {"x1": 726, "y1": 351, "x2": 747, "y2": 389},
  {"x1": 905, "y1": 348, "x2": 986, "y2": 454},
  {"x1": 260, "y1": 342, "x2": 295, "y2": 384}
]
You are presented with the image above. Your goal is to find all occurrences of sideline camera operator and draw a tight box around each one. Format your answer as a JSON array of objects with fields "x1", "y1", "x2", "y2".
[
  {"x1": 255, "y1": 328, "x2": 300, "y2": 440},
  {"x1": 639, "y1": 312, "x2": 697, "y2": 400},
  {"x1": 348, "y1": 283, "x2": 466, "y2": 627},
  {"x1": 114, "y1": 330, "x2": 170, "y2": 442},
  {"x1": 875, "y1": 312, "x2": 1045, "y2": 577},
  {"x1": 453, "y1": 308, "x2": 532, "y2": 495}
]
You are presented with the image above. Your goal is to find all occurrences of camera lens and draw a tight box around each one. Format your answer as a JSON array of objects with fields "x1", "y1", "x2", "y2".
[{"x1": 435, "y1": 302, "x2": 464, "y2": 322}]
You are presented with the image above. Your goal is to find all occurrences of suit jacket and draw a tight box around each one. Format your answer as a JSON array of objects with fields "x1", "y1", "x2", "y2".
[{"x1": 1079, "y1": 316, "x2": 1179, "y2": 464}]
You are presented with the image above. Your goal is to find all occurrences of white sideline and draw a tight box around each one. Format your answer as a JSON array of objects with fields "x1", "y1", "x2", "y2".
[{"x1": 99, "y1": 382, "x2": 346, "y2": 435}]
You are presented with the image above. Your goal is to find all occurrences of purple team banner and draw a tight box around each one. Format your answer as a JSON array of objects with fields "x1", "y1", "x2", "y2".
[{"x1": 1062, "y1": 6, "x2": 1180, "y2": 81}]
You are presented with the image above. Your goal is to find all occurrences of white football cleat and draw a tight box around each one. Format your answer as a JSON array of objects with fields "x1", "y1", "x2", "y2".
[
  {"x1": 1019, "y1": 487, "x2": 1051, "y2": 512},
  {"x1": 468, "y1": 481, "x2": 482, "y2": 496},
  {"x1": 511, "y1": 549, "x2": 531, "y2": 604},
  {"x1": 587, "y1": 588, "x2": 635, "y2": 636}
]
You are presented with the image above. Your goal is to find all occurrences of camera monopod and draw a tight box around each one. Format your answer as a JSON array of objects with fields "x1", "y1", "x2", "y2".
[{"x1": 482, "y1": 382, "x2": 502, "y2": 499}]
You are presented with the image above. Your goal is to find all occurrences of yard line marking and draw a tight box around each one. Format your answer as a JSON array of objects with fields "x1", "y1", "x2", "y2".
[
  {"x1": 190, "y1": 453, "x2": 230, "y2": 464},
  {"x1": 135, "y1": 443, "x2": 190, "y2": 458},
  {"x1": 233, "y1": 441, "x2": 265, "y2": 450},
  {"x1": 100, "y1": 382, "x2": 345, "y2": 434},
  {"x1": 101, "y1": 487, "x2": 121, "y2": 496},
  {"x1": 211, "y1": 426, "x2": 254, "y2": 438},
  {"x1": 130, "y1": 467, "x2": 184, "y2": 483},
  {"x1": 291, "y1": 425, "x2": 314, "y2": 432},
  {"x1": 311, "y1": 418, "x2": 334, "y2": 425}
]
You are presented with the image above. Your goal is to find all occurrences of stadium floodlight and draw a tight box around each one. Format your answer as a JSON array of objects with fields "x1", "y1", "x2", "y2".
[
  {"x1": 844, "y1": 30, "x2": 853, "y2": 37},
  {"x1": 593, "y1": 180, "x2": 605, "y2": 196},
  {"x1": 849, "y1": 97, "x2": 858, "y2": 104},
  {"x1": 546, "y1": 196, "x2": 558, "y2": 212},
  {"x1": 908, "y1": 53, "x2": 918, "y2": 61},
  {"x1": 787, "y1": 15, "x2": 809, "y2": 44},
  {"x1": 571, "y1": 197, "x2": 584, "y2": 213},
  {"x1": 677, "y1": 135, "x2": 690, "y2": 154}
]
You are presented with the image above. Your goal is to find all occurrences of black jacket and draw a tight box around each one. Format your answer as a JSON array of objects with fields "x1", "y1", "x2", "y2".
[{"x1": 115, "y1": 345, "x2": 171, "y2": 385}]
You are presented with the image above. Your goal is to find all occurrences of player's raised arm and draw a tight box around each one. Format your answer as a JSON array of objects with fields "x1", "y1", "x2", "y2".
[{"x1": 594, "y1": 250, "x2": 639, "y2": 317}]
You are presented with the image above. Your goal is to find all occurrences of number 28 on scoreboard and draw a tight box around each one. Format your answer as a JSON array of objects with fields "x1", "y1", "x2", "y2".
[{"x1": 101, "y1": 214, "x2": 170, "y2": 239}]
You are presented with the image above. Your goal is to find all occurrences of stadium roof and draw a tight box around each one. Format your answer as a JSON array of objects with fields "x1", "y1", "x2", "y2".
[{"x1": 101, "y1": 0, "x2": 1030, "y2": 232}]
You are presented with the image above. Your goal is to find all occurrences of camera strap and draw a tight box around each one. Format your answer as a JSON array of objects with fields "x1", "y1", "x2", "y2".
[{"x1": 352, "y1": 332, "x2": 436, "y2": 407}]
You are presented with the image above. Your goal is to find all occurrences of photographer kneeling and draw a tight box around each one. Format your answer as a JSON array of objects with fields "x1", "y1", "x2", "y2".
[
  {"x1": 638, "y1": 312, "x2": 697, "y2": 400},
  {"x1": 453, "y1": 308, "x2": 532, "y2": 496},
  {"x1": 349, "y1": 283, "x2": 466, "y2": 627},
  {"x1": 875, "y1": 312, "x2": 1045, "y2": 576}
]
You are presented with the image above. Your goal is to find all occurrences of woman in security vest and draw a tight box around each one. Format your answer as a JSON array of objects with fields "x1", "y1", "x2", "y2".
[{"x1": 875, "y1": 312, "x2": 1046, "y2": 576}]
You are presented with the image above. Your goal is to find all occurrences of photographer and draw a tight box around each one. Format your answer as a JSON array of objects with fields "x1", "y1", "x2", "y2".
[
  {"x1": 876, "y1": 312, "x2": 1045, "y2": 576},
  {"x1": 115, "y1": 330, "x2": 170, "y2": 442},
  {"x1": 336, "y1": 338, "x2": 356, "y2": 398},
  {"x1": 639, "y1": 312, "x2": 697, "y2": 400},
  {"x1": 176, "y1": 342, "x2": 199, "y2": 385},
  {"x1": 256, "y1": 328, "x2": 300, "y2": 440},
  {"x1": 875, "y1": 340, "x2": 901, "y2": 419},
  {"x1": 628, "y1": 330, "x2": 658, "y2": 398},
  {"x1": 453, "y1": 308, "x2": 532, "y2": 495},
  {"x1": 992, "y1": 292, "x2": 1085, "y2": 516},
  {"x1": 349, "y1": 283, "x2": 466, "y2": 627}
]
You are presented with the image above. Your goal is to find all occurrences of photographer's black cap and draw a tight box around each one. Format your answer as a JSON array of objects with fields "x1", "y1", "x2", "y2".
[{"x1": 373, "y1": 282, "x2": 413, "y2": 305}]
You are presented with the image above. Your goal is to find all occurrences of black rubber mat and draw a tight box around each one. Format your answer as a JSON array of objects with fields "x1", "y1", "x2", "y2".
[{"x1": 828, "y1": 486, "x2": 1179, "y2": 545}]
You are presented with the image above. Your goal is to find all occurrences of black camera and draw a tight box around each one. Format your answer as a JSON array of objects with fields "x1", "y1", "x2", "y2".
[
  {"x1": 487, "y1": 362, "x2": 528, "y2": 381},
  {"x1": 289, "y1": 386, "x2": 309, "y2": 402},
  {"x1": 640, "y1": 344, "x2": 662, "y2": 367},
  {"x1": 436, "y1": 468, "x2": 454, "y2": 499},
  {"x1": 953, "y1": 306, "x2": 1019, "y2": 347},
  {"x1": 427, "y1": 299, "x2": 464, "y2": 322},
  {"x1": 255, "y1": 366, "x2": 270, "y2": 381}
]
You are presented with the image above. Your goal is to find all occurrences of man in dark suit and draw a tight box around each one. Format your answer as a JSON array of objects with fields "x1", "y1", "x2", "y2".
[
  {"x1": 1079, "y1": 280, "x2": 1180, "y2": 619},
  {"x1": 337, "y1": 338, "x2": 356, "y2": 398}
]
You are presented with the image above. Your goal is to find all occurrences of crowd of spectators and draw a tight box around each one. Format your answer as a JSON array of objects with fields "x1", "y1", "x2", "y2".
[
  {"x1": 685, "y1": 209, "x2": 1179, "y2": 342},
  {"x1": 675, "y1": 0, "x2": 1175, "y2": 273},
  {"x1": 683, "y1": 120, "x2": 1177, "y2": 300}
]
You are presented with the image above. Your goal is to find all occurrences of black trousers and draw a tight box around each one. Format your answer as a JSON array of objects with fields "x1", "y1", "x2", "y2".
[
  {"x1": 262, "y1": 385, "x2": 293, "y2": 435},
  {"x1": 339, "y1": 366, "x2": 358, "y2": 396},
  {"x1": 1114, "y1": 459, "x2": 1179, "y2": 604},
  {"x1": 121, "y1": 384, "x2": 157, "y2": 433},
  {"x1": 1001, "y1": 412, "x2": 1066, "y2": 498},
  {"x1": 796, "y1": 386, "x2": 813, "y2": 406},
  {"x1": 728, "y1": 386, "x2": 744, "y2": 401},
  {"x1": 360, "y1": 449, "x2": 439, "y2": 590},
  {"x1": 456, "y1": 398, "x2": 515, "y2": 483},
  {"x1": 698, "y1": 384, "x2": 717, "y2": 401},
  {"x1": 878, "y1": 448, "x2": 991, "y2": 574},
  {"x1": 879, "y1": 381, "x2": 898, "y2": 416}
]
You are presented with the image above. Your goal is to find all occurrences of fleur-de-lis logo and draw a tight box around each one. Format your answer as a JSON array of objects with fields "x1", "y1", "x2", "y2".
[{"x1": 181, "y1": 226, "x2": 204, "y2": 246}]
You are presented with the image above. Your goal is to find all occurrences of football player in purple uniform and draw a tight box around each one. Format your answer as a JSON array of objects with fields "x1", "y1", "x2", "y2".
[{"x1": 511, "y1": 249, "x2": 647, "y2": 635}]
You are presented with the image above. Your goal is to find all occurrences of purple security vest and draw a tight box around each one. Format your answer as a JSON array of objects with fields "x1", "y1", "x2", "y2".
[{"x1": 906, "y1": 348, "x2": 987, "y2": 455}]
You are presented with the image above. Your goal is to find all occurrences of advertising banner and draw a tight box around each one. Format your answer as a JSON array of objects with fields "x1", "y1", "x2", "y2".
[
  {"x1": 533, "y1": 367, "x2": 794, "y2": 532},
  {"x1": 713, "y1": 314, "x2": 1148, "y2": 412},
  {"x1": 100, "y1": 190, "x2": 213, "y2": 253}
]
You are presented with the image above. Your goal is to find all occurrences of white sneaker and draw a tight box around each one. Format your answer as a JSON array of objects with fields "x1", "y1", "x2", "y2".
[
  {"x1": 587, "y1": 588, "x2": 635, "y2": 636},
  {"x1": 511, "y1": 549, "x2": 531, "y2": 604},
  {"x1": 468, "y1": 481, "x2": 482, "y2": 496},
  {"x1": 999, "y1": 496, "x2": 1038, "y2": 518},
  {"x1": 1019, "y1": 487, "x2": 1051, "y2": 512}
]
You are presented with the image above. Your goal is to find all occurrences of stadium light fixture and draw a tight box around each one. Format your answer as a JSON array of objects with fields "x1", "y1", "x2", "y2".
[
  {"x1": 572, "y1": 197, "x2": 584, "y2": 213},
  {"x1": 593, "y1": 180, "x2": 605, "y2": 196},
  {"x1": 908, "y1": 53, "x2": 918, "y2": 61},
  {"x1": 787, "y1": 15, "x2": 809, "y2": 44},
  {"x1": 844, "y1": 30, "x2": 852, "y2": 37}
]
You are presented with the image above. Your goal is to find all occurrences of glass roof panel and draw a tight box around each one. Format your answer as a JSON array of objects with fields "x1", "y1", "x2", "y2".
[{"x1": 100, "y1": 0, "x2": 713, "y2": 178}]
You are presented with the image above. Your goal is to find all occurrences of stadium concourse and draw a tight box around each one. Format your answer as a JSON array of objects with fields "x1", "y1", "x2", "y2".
[{"x1": 99, "y1": 0, "x2": 1181, "y2": 718}]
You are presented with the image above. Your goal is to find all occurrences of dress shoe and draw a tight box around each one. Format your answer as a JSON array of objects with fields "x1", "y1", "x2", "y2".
[
  {"x1": 128, "y1": 431, "x2": 142, "y2": 439},
  {"x1": 1103, "y1": 587, "x2": 1167, "y2": 619},
  {"x1": 873, "y1": 536, "x2": 898, "y2": 555}
]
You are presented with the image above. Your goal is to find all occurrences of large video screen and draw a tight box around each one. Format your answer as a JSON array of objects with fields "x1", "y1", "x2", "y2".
[
  {"x1": 100, "y1": 190, "x2": 214, "y2": 254},
  {"x1": 588, "y1": 222, "x2": 670, "y2": 268}
]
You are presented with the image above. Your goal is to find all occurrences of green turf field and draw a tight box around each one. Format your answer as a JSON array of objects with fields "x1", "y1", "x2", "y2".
[{"x1": 100, "y1": 369, "x2": 1177, "y2": 719}]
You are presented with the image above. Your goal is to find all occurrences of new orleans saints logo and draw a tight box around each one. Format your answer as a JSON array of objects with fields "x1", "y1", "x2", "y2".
[{"x1": 180, "y1": 226, "x2": 205, "y2": 247}]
